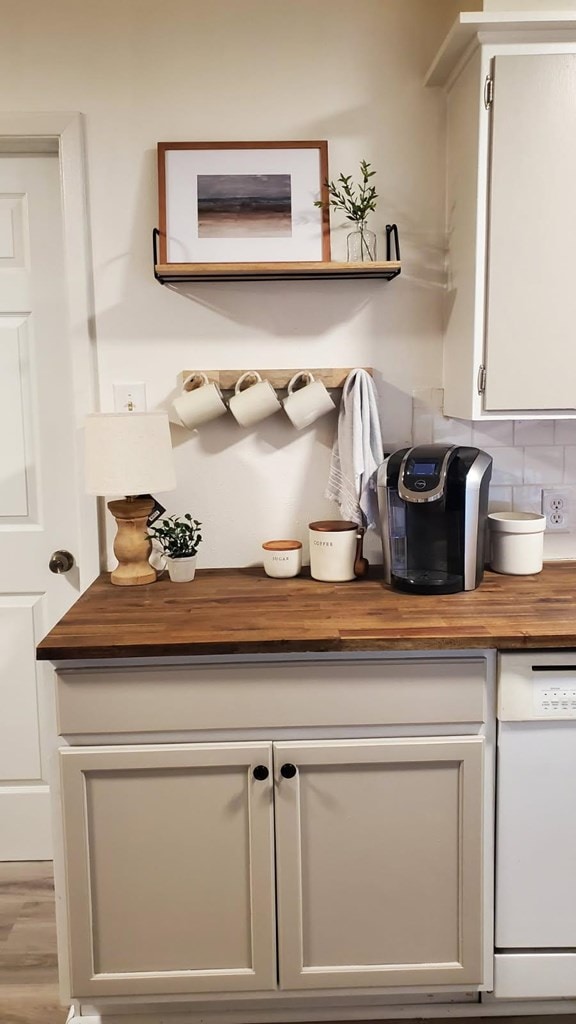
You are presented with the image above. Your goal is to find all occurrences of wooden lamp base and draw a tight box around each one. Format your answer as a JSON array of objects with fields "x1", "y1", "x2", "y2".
[{"x1": 108, "y1": 496, "x2": 157, "y2": 586}]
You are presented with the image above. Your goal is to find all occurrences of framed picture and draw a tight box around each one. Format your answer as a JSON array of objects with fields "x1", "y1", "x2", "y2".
[{"x1": 157, "y1": 141, "x2": 330, "y2": 264}]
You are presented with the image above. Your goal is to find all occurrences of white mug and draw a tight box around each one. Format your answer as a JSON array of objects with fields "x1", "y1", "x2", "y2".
[
  {"x1": 262, "y1": 540, "x2": 302, "y2": 578},
  {"x1": 308, "y1": 520, "x2": 367, "y2": 582},
  {"x1": 172, "y1": 373, "x2": 227, "y2": 430},
  {"x1": 228, "y1": 371, "x2": 281, "y2": 428},
  {"x1": 282, "y1": 371, "x2": 336, "y2": 430}
]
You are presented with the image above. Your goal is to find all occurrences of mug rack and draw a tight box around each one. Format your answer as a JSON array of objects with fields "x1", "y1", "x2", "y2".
[{"x1": 179, "y1": 368, "x2": 373, "y2": 392}]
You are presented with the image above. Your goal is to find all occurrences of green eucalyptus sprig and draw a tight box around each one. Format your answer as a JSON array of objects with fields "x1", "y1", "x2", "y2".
[
  {"x1": 315, "y1": 159, "x2": 378, "y2": 224},
  {"x1": 148, "y1": 514, "x2": 203, "y2": 559}
]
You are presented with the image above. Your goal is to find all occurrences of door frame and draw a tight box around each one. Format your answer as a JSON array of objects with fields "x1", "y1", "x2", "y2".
[{"x1": 0, "y1": 111, "x2": 99, "y2": 588}]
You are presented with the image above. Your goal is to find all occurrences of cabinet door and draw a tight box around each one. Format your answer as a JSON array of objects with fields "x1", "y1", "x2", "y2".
[
  {"x1": 485, "y1": 53, "x2": 576, "y2": 411},
  {"x1": 274, "y1": 737, "x2": 484, "y2": 989},
  {"x1": 59, "y1": 743, "x2": 276, "y2": 997}
]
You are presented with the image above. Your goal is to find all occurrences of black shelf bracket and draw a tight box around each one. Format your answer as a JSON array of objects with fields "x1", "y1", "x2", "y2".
[
  {"x1": 153, "y1": 228, "x2": 164, "y2": 284},
  {"x1": 386, "y1": 223, "x2": 401, "y2": 263}
]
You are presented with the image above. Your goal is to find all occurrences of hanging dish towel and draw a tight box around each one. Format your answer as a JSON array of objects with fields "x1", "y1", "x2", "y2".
[{"x1": 325, "y1": 368, "x2": 384, "y2": 530}]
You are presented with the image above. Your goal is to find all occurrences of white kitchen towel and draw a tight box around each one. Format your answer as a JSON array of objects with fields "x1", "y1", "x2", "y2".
[{"x1": 326, "y1": 368, "x2": 384, "y2": 530}]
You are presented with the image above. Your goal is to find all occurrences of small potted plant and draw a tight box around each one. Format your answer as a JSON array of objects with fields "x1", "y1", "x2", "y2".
[
  {"x1": 315, "y1": 159, "x2": 378, "y2": 262},
  {"x1": 148, "y1": 513, "x2": 203, "y2": 583}
]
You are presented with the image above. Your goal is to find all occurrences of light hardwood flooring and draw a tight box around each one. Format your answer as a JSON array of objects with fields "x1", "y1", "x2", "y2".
[
  {"x1": 0, "y1": 862, "x2": 570, "y2": 1024},
  {"x1": 0, "y1": 862, "x2": 61, "y2": 1024}
]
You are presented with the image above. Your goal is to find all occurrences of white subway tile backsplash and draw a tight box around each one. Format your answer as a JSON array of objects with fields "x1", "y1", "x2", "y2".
[
  {"x1": 488, "y1": 486, "x2": 513, "y2": 513},
  {"x1": 512, "y1": 486, "x2": 543, "y2": 515},
  {"x1": 524, "y1": 446, "x2": 564, "y2": 485},
  {"x1": 412, "y1": 401, "x2": 433, "y2": 445},
  {"x1": 556, "y1": 421, "x2": 576, "y2": 445},
  {"x1": 432, "y1": 415, "x2": 473, "y2": 446},
  {"x1": 513, "y1": 420, "x2": 554, "y2": 446},
  {"x1": 563, "y1": 446, "x2": 576, "y2": 483},
  {"x1": 409, "y1": 400, "x2": 575, "y2": 536},
  {"x1": 489, "y1": 447, "x2": 524, "y2": 485},
  {"x1": 472, "y1": 421, "x2": 514, "y2": 449},
  {"x1": 412, "y1": 388, "x2": 443, "y2": 412}
]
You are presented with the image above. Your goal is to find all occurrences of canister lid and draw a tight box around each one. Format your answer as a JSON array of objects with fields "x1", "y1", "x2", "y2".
[{"x1": 309, "y1": 520, "x2": 357, "y2": 532}]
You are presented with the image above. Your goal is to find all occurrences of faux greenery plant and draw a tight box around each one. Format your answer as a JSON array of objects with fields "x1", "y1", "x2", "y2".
[
  {"x1": 148, "y1": 514, "x2": 203, "y2": 559},
  {"x1": 315, "y1": 159, "x2": 378, "y2": 224},
  {"x1": 315, "y1": 159, "x2": 378, "y2": 261}
]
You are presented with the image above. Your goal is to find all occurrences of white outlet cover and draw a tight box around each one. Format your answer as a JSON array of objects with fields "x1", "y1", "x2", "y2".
[{"x1": 542, "y1": 488, "x2": 571, "y2": 532}]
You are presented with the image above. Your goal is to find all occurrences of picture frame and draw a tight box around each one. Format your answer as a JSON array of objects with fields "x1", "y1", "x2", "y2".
[{"x1": 157, "y1": 141, "x2": 331, "y2": 265}]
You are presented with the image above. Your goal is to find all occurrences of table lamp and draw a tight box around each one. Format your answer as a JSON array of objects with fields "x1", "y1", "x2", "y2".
[{"x1": 85, "y1": 412, "x2": 176, "y2": 586}]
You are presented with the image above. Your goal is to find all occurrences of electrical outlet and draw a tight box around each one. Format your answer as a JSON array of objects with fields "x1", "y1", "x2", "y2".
[
  {"x1": 542, "y1": 489, "x2": 571, "y2": 532},
  {"x1": 113, "y1": 382, "x2": 147, "y2": 414}
]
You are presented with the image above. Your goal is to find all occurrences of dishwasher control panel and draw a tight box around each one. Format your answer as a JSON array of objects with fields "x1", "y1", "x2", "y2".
[
  {"x1": 499, "y1": 651, "x2": 576, "y2": 720},
  {"x1": 533, "y1": 677, "x2": 576, "y2": 716}
]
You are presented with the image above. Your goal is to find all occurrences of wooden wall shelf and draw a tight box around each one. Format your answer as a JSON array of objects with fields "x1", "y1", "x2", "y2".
[
  {"x1": 179, "y1": 368, "x2": 372, "y2": 391},
  {"x1": 153, "y1": 230, "x2": 401, "y2": 284},
  {"x1": 156, "y1": 261, "x2": 401, "y2": 284}
]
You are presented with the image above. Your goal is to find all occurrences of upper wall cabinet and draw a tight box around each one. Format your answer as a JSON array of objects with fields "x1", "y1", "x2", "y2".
[{"x1": 427, "y1": 14, "x2": 576, "y2": 420}]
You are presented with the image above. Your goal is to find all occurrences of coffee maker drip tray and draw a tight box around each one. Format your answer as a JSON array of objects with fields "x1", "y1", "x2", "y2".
[{"x1": 391, "y1": 570, "x2": 463, "y2": 596}]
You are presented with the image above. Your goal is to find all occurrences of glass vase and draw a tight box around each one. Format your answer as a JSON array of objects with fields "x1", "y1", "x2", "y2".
[{"x1": 347, "y1": 222, "x2": 377, "y2": 262}]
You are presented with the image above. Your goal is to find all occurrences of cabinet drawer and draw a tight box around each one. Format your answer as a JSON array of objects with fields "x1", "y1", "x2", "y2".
[{"x1": 56, "y1": 658, "x2": 486, "y2": 735}]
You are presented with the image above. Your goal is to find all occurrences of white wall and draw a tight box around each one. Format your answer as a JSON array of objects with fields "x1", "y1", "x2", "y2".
[{"x1": 0, "y1": 0, "x2": 463, "y2": 569}]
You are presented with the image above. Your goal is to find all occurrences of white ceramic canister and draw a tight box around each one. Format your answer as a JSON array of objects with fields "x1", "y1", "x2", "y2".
[
  {"x1": 262, "y1": 540, "x2": 302, "y2": 578},
  {"x1": 308, "y1": 520, "x2": 367, "y2": 582},
  {"x1": 488, "y1": 511, "x2": 546, "y2": 575}
]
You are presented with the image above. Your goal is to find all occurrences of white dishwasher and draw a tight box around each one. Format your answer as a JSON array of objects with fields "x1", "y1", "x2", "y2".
[{"x1": 495, "y1": 650, "x2": 576, "y2": 1000}]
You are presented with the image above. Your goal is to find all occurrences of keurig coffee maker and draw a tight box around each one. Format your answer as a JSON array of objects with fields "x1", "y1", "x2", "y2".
[{"x1": 377, "y1": 444, "x2": 492, "y2": 594}]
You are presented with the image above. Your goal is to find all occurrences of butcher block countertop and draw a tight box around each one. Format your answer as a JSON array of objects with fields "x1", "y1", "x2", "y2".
[{"x1": 36, "y1": 562, "x2": 576, "y2": 660}]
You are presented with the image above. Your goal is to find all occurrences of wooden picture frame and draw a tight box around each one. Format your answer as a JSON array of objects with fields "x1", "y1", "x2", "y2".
[{"x1": 157, "y1": 141, "x2": 330, "y2": 265}]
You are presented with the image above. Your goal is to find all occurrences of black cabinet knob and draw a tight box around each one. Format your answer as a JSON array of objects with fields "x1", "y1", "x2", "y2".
[
  {"x1": 280, "y1": 763, "x2": 297, "y2": 779},
  {"x1": 253, "y1": 765, "x2": 269, "y2": 781}
]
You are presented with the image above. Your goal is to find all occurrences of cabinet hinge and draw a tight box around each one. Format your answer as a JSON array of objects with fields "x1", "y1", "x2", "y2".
[
  {"x1": 477, "y1": 364, "x2": 487, "y2": 395},
  {"x1": 484, "y1": 75, "x2": 494, "y2": 110}
]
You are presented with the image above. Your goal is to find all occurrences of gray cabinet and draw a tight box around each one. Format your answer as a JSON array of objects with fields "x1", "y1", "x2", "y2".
[
  {"x1": 60, "y1": 743, "x2": 277, "y2": 997},
  {"x1": 274, "y1": 737, "x2": 484, "y2": 990},
  {"x1": 432, "y1": 23, "x2": 576, "y2": 418},
  {"x1": 60, "y1": 735, "x2": 485, "y2": 997},
  {"x1": 54, "y1": 656, "x2": 492, "y2": 1007}
]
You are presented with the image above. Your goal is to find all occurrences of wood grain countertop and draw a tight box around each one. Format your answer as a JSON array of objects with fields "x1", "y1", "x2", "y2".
[{"x1": 36, "y1": 563, "x2": 576, "y2": 661}]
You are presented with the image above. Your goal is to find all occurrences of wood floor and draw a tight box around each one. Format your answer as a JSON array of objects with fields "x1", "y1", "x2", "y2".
[
  {"x1": 0, "y1": 861, "x2": 62, "y2": 1024},
  {"x1": 0, "y1": 861, "x2": 570, "y2": 1024}
]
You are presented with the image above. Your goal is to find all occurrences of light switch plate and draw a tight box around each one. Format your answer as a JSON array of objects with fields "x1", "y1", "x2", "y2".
[{"x1": 113, "y1": 382, "x2": 147, "y2": 414}]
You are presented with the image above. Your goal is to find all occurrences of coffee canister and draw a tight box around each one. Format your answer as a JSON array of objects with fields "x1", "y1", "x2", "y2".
[{"x1": 308, "y1": 520, "x2": 367, "y2": 582}]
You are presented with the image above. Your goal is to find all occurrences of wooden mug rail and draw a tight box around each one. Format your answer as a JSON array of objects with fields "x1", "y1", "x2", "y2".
[{"x1": 179, "y1": 368, "x2": 373, "y2": 392}]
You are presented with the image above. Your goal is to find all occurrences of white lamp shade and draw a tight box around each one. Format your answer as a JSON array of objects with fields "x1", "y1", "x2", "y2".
[{"x1": 84, "y1": 412, "x2": 177, "y2": 497}]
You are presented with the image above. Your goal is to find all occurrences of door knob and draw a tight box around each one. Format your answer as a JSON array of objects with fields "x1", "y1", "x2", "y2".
[
  {"x1": 49, "y1": 550, "x2": 75, "y2": 574},
  {"x1": 280, "y1": 763, "x2": 297, "y2": 779},
  {"x1": 253, "y1": 765, "x2": 269, "y2": 781}
]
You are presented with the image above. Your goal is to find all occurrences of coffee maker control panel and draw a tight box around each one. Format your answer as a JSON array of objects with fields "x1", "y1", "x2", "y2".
[
  {"x1": 404, "y1": 457, "x2": 441, "y2": 493},
  {"x1": 398, "y1": 445, "x2": 456, "y2": 503}
]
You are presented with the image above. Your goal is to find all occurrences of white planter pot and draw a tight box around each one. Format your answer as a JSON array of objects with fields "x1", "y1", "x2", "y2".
[
  {"x1": 488, "y1": 512, "x2": 546, "y2": 575},
  {"x1": 165, "y1": 555, "x2": 197, "y2": 583}
]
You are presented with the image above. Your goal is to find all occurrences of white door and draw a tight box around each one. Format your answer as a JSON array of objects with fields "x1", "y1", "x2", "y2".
[{"x1": 0, "y1": 146, "x2": 93, "y2": 859}]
